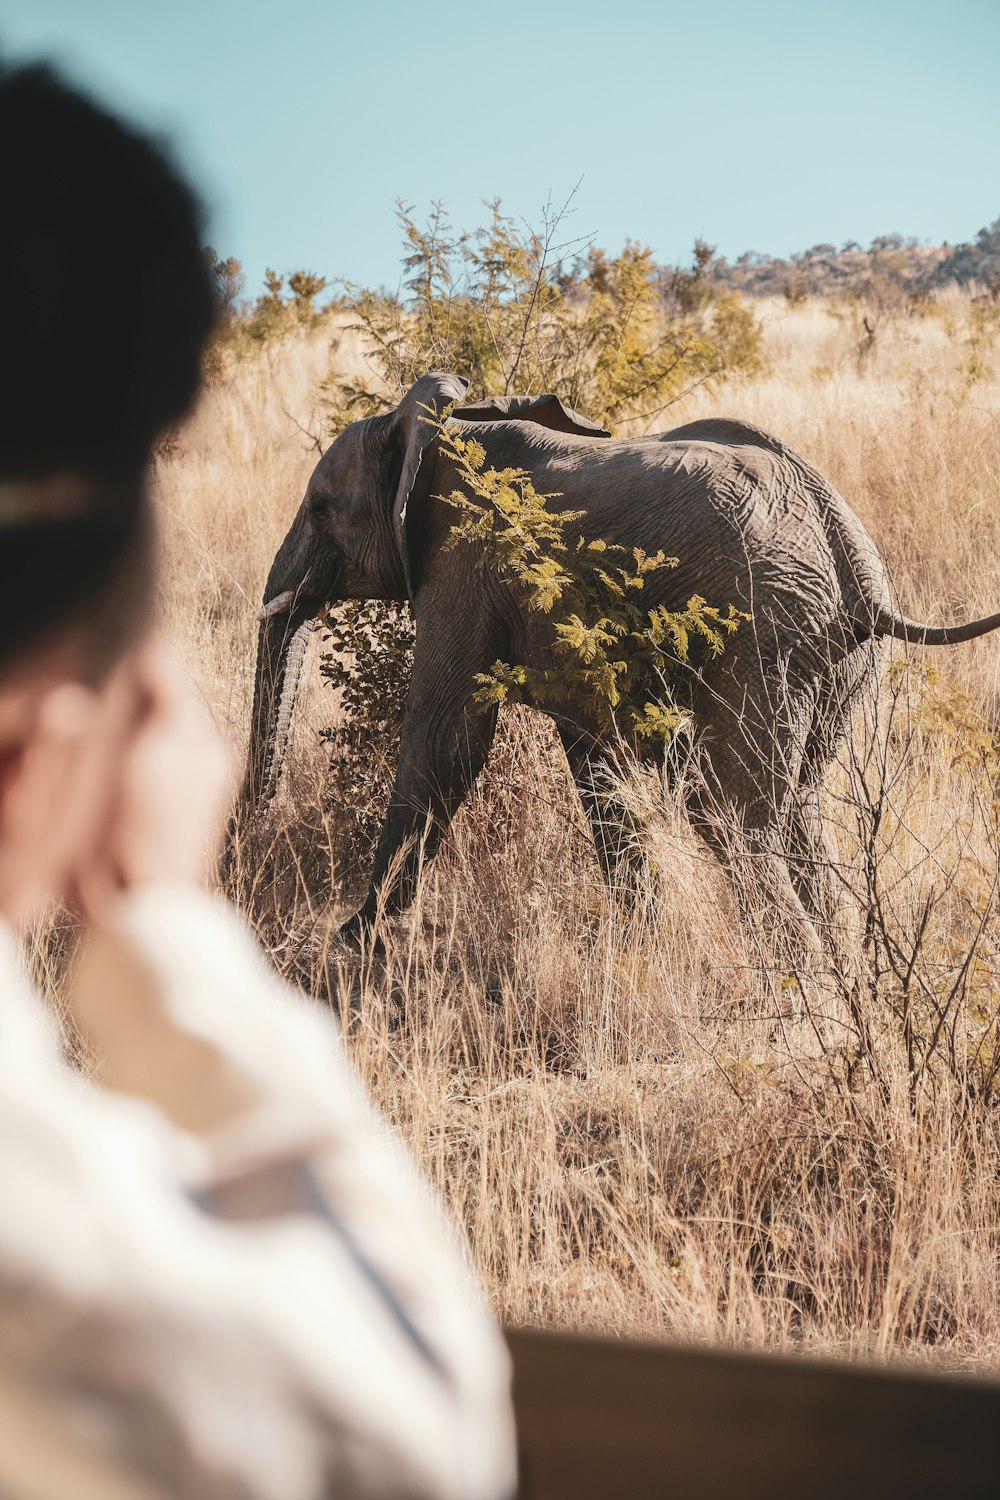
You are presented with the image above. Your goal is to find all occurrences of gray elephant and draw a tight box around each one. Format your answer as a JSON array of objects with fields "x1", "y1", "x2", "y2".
[{"x1": 245, "y1": 371, "x2": 1000, "y2": 958}]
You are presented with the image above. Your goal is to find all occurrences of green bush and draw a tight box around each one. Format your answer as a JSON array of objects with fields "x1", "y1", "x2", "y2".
[
  {"x1": 324, "y1": 200, "x2": 760, "y2": 432},
  {"x1": 318, "y1": 600, "x2": 414, "y2": 884},
  {"x1": 202, "y1": 258, "x2": 336, "y2": 370}
]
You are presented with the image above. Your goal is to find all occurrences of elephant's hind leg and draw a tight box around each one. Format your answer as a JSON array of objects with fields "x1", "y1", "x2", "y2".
[
  {"x1": 556, "y1": 728, "x2": 650, "y2": 905},
  {"x1": 685, "y1": 686, "x2": 827, "y2": 973},
  {"x1": 689, "y1": 796, "x2": 827, "y2": 974},
  {"x1": 785, "y1": 641, "x2": 883, "y2": 958},
  {"x1": 786, "y1": 785, "x2": 850, "y2": 954}
]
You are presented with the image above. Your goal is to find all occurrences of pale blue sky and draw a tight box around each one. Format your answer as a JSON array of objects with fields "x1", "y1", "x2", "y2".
[{"x1": 2, "y1": 0, "x2": 998, "y2": 299}]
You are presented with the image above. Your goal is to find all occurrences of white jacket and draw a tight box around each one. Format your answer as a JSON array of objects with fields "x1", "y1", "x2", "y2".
[{"x1": 0, "y1": 889, "x2": 515, "y2": 1500}]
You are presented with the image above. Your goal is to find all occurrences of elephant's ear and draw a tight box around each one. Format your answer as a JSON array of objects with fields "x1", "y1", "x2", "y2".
[
  {"x1": 454, "y1": 393, "x2": 611, "y2": 438},
  {"x1": 391, "y1": 371, "x2": 470, "y2": 597}
]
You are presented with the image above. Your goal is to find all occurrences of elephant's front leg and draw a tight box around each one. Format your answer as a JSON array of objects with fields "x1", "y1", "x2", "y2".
[{"x1": 340, "y1": 649, "x2": 499, "y2": 943}]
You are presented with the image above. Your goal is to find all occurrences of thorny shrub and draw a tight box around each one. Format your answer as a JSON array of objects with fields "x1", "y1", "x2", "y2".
[{"x1": 839, "y1": 659, "x2": 1000, "y2": 1109}]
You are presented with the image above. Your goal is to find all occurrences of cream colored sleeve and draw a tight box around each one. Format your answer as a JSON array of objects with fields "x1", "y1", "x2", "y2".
[{"x1": 62, "y1": 886, "x2": 515, "y2": 1500}]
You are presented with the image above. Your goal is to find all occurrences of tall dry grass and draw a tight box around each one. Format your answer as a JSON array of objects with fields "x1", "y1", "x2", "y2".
[{"x1": 150, "y1": 294, "x2": 1000, "y2": 1368}]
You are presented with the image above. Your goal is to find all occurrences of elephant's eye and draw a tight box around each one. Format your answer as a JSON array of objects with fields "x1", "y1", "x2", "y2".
[{"x1": 310, "y1": 492, "x2": 332, "y2": 523}]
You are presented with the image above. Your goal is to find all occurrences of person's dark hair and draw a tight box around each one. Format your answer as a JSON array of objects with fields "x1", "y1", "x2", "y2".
[{"x1": 0, "y1": 62, "x2": 216, "y2": 677}]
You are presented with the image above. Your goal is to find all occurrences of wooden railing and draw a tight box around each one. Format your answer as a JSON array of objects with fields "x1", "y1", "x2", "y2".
[{"x1": 507, "y1": 1327, "x2": 1000, "y2": 1499}]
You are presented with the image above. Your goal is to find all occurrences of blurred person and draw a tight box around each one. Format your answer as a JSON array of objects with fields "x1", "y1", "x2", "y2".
[{"x1": 0, "y1": 63, "x2": 514, "y2": 1500}]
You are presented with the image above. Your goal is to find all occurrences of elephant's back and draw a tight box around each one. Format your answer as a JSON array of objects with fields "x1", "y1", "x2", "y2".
[
  {"x1": 649, "y1": 419, "x2": 893, "y2": 619},
  {"x1": 548, "y1": 424, "x2": 829, "y2": 564},
  {"x1": 655, "y1": 418, "x2": 887, "y2": 576},
  {"x1": 657, "y1": 415, "x2": 793, "y2": 457},
  {"x1": 498, "y1": 420, "x2": 893, "y2": 633}
]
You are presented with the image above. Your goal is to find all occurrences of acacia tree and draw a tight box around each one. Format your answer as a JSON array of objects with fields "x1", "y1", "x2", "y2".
[{"x1": 204, "y1": 246, "x2": 245, "y2": 317}]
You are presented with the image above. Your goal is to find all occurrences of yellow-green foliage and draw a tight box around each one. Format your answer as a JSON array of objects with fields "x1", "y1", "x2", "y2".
[
  {"x1": 325, "y1": 201, "x2": 761, "y2": 432},
  {"x1": 434, "y1": 418, "x2": 747, "y2": 744},
  {"x1": 203, "y1": 258, "x2": 335, "y2": 365}
]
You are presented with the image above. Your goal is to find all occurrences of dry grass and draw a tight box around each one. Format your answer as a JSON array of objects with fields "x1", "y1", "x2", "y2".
[{"x1": 151, "y1": 294, "x2": 1000, "y2": 1369}]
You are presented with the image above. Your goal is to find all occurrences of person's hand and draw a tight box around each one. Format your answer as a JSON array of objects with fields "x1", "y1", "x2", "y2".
[
  {"x1": 0, "y1": 679, "x2": 104, "y2": 926},
  {"x1": 72, "y1": 643, "x2": 235, "y2": 921}
]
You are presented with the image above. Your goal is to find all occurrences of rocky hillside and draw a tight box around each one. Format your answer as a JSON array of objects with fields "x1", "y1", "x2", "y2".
[{"x1": 710, "y1": 218, "x2": 1000, "y2": 299}]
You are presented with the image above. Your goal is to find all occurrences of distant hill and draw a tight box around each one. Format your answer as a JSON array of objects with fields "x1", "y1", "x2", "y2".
[{"x1": 708, "y1": 218, "x2": 1000, "y2": 298}]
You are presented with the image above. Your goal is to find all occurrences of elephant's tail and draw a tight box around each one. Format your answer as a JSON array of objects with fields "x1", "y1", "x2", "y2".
[{"x1": 868, "y1": 606, "x2": 1000, "y2": 647}]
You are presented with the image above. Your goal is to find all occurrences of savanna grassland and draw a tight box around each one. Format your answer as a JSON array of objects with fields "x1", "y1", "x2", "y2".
[{"x1": 155, "y1": 285, "x2": 1000, "y2": 1369}]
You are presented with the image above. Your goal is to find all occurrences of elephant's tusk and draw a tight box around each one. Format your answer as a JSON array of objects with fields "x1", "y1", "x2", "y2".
[{"x1": 257, "y1": 590, "x2": 295, "y2": 622}]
